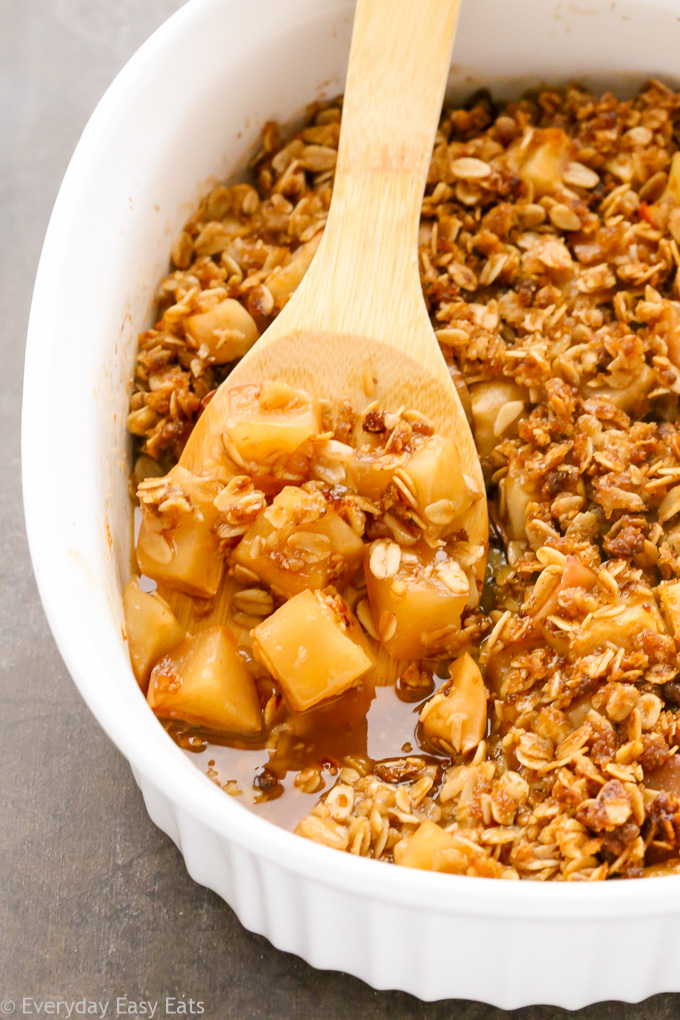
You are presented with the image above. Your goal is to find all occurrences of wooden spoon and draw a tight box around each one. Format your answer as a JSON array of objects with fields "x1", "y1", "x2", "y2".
[{"x1": 164, "y1": 0, "x2": 487, "y2": 656}]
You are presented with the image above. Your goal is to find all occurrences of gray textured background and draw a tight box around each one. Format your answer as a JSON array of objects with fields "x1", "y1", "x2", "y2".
[{"x1": 2, "y1": 1, "x2": 680, "y2": 1017}]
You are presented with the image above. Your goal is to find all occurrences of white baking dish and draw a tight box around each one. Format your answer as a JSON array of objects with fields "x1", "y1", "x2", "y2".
[{"x1": 22, "y1": 0, "x2": 680, "y2": 1006}]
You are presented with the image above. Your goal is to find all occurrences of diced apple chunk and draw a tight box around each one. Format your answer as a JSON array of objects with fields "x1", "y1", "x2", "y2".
[
  {"x1": 572, "y1": 593, "x2": 665, "y2": 656},
  {"x1": 365, "y1": 543, "x2": 468, "y2": 659},
  {"x1": 566, "y1": 694, "x2": 594, "y2": 730},
  {"x1": 644, "y1": 859, "x2": 680, "y2": 878},
  {"x1": 502, "y1": 465, "x2": 533, "y2": 541},
  {"x1": 148, "y1": 625, "x2": 262, "y2": 734},
  {"x1": 251, "y1": 589, "x2": 372, "y2": 712},
  {"x1": 136, "y1": 518, "x2": 223, "y2": 598},
  {"x1": 123, "y1": 578, "x2": 185, "y2": 691},
  {"x1": 185, "y1": 298, "x2": 258, "y2": 363},
  {"x1": 654, "y1": 301, "x2": 680, "y2": 372},
  {"x1": 587, "y1": 364, "x2": 656, "y2": 414},
  {"x1": 405, "y1": 435, "x2": 474, "y2": 526},
  {"x1": 394, "y1": 820, "x2": 459, "y2": 870},
  {"x1": 664, "y1": 152, "x2": 680, "y2": 205},
  {"x1": 233, "y1": 486, "x2": 363, "y2": 597},
  {"x1": 657, "y1": 582, "x2": 680, "y2": 640},
  {"x1": 266, "y1": 232, "x2": 321, "y2": 303},
  {"x1": 136, "y1": 465, "x2": 224, "y2": 597},
  {"x1": 224, "y1": 382, "x2": 321, "y2": 463},
  {"x1": 419, "y1": 652, "x2": 487, "y2": 754},
  {"x1": 346, "y1": 447, "x2": 400, "y2": 502},
  {"x1": 646, "y1": 756, "x2": 680, "y2": 797},
  {"x1": 516, "y1": 127, "x2": 572, "y2": 196},
  {"x1": 470, "y1": 380, "x2": 527, "y2": 463}
]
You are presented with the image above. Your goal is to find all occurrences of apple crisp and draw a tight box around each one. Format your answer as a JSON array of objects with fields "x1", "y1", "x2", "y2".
[{"x1": 127, "y1": 80, "x2": 680, "y2": 880}]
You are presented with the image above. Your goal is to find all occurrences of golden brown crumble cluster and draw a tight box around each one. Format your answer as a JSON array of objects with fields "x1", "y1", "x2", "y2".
[{"x1": 129, "y1": 80, "x2": 680, "y2": 879}]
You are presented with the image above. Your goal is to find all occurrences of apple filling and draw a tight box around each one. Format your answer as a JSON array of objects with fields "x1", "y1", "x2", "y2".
[{"x1": 124, "y1": 381, "x2": 482, "y2": 738}]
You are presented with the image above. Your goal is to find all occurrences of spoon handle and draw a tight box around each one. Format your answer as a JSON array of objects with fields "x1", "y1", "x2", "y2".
[{"x1": 279, "y1": 0, "x2": 462, "y2": 345}]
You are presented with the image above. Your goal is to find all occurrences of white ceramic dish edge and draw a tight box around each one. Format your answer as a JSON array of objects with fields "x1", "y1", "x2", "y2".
[{"x1": 22, "y1": 0, "x2": 680, "y2": 1006}]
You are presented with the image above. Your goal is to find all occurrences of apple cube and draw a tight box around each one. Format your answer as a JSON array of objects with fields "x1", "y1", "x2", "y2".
[
  {"x1": 572, "y1": 594, "x2": 665, "y2": 657},
  {"x1": 470, "y1": 380, "x2": 527, "y2": 463},
  {"x1": 664, "y1": 152, "x2": 680, "y2": 205},
  {"x1": 224, "y1": 382, "x2": 321, "y2": 463},
  {"x1": 404, "y1": 435, "x2": 474, "y2": 527},
  {"x1": 123, "y1": 577, "x2": 185, "y2": 691},
  {"x1": 233, "y1": 487, "x2": 363, "y2": 597},
  {"x1": 502, "y1": 466, "x2": 533, "y2": 542},
  {"x1": 251, "y1": 589, "x2": 372, "y2": 712},
  {"x1": 185, "y1": 298, "x2": 258, "y2": 363},
  {"x1": 346, "y1": 448, "x2": 400, "y2": 502},
  {"x1": 646, "y1": 756, "x2": 680, "y2": 798},
  {"x1": 644, "y1": 860, "x2": 680, "y2": 878},
  {"x1": 656, "y1": 582, "x2": 680, "y2": 640},
  {"x1": 516, "y1": 127, "x2": 571, "y2": 196},
  {"x1": 600, "y1": 364, "x2": 655, "y2": 414},
  {"x1": 394, "y1": 820, "x2": 459, "y2": 870},
  {"x1": 364, "y1": 544, "x2": 469, "y2": 659},
  {"x1": 266, "y1": 232, "x2": 322, "y2": 303},
  {"x1": 148, "y1": 625, "x2": 262, "y2": 734},
  {"x1": 136, "y1": 465, "x2": 224, "y2": 597},
  {"x1": 419, "y1": 652, "x2": 487, "y2": 754}
]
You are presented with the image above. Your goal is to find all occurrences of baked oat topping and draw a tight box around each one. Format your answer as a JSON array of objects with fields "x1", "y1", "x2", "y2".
[{"x1": 126, "y1": 80, "x2": 680, "y2": 880}]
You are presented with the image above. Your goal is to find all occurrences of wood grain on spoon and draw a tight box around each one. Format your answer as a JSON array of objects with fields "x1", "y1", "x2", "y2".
[{"x1": 163, "y1": 0, "x2": 487, "y2": 669}]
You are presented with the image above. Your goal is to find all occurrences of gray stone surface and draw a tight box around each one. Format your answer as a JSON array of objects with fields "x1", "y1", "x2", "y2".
[{"x1": 1, "y1": 2, "x2": 680, "y2": 1018}]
